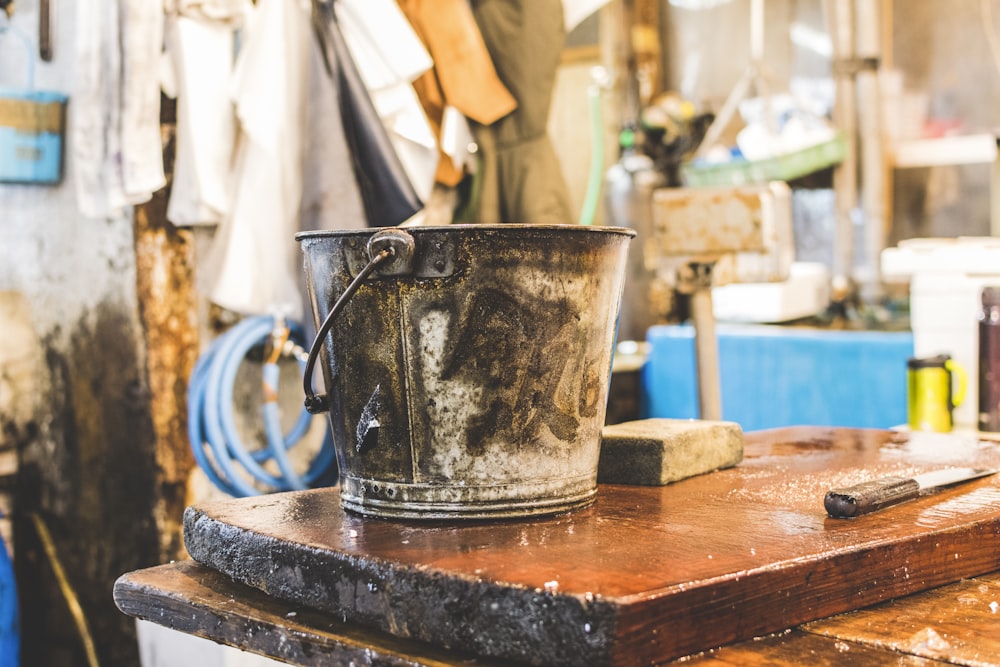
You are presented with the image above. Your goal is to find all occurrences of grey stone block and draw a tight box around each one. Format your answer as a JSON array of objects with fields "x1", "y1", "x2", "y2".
[{"x1": 598, "y1": 418, "x2": 744, "y2": 485}]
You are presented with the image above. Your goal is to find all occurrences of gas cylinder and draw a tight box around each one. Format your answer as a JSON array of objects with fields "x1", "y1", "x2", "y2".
[{"x1": 603, "y1": 127, "x2": 667, "y2": 343}]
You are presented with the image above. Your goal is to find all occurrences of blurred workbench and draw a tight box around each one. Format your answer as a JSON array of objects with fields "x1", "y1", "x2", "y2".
[{"x1": 115, "y1": 426, "x2": 1000, "y2": 665}]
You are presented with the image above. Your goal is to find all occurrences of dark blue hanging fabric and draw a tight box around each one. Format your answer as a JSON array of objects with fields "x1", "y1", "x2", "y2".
[{"x1": 310, "y1": 0, "x2": 423, "y2": 227}]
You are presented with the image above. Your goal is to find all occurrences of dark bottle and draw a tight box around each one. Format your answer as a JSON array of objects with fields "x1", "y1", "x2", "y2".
[{"x1": 978, "y1": 286, "x2": 1000, "y2": 431}]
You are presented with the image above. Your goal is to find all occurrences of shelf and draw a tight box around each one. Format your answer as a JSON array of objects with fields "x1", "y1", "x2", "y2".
[
  {"x1": 680, "y1": 133, "x2": 847, "y2": 187},
  {"x1": 891, "y1": 133, "x2": 999, "y2": 168}
]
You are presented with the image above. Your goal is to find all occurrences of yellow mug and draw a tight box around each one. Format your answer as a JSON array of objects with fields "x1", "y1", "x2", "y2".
[{"x1": 907, "y1": 355, "x2": 967, "y2": 432}]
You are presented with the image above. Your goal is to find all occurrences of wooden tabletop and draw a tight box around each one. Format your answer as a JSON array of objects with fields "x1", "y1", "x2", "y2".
[
  {"x1": 115, "y1": 427, "x2": 1000, "y2": 665},
  {"x1": 116, "y1": 559, "x2": 1000, "y2": 666}
]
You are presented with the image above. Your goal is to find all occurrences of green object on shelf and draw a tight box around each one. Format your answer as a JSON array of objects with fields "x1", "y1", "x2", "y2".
[{"x1": 680, "y1": 132, "x2": 848, "y2": 187}]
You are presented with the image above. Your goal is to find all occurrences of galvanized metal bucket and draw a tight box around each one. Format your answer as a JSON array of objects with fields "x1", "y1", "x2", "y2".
[{"x1": 297, "y1": 224, "x2": 633, "y2": 519}]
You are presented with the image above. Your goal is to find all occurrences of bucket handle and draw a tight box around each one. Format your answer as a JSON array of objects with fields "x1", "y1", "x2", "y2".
[{"x1": 303, "y1": 228, "x2": 416, "y2": 414}]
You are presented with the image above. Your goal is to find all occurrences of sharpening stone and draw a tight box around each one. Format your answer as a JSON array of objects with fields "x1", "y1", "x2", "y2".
[{"x1": 598, "y1": 418, "x2": 744, "y2": 485}]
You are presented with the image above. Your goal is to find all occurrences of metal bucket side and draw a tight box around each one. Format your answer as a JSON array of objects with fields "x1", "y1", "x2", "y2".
[{"x1": 298, "y1": 225, "x2": 634, "y2": 519}]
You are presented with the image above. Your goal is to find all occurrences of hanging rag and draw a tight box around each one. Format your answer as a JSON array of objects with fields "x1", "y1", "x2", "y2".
[
  {"x1": 200, "y1": 0, "x2": 311, "y2": 319},
  {"x1": 465, "y1": 0, "x2": 573, "y2": 225},
  {"x1": 73, "y1": 0, "x2": 166, "y2": 218},
  {"x1": 161, "y1": 0, "x2": 247, "y2": 226},
  {"x1": 311, "y1": 0, "x2": 423, "y2": 227},
  {"x1": 121, "y1": 0, "x2": 167, "y2": 198},
  {"x1": 298, "y1": 11, "x2": 367, "y2": 234},
  {"x1": 333, "y1": 0, "x2": 437, "y2": 206},
  {"x1": 399, "y1": 0, "x2": 517, "y2": 189}
]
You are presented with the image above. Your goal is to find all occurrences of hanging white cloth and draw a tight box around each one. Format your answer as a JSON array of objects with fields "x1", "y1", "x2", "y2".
[
  {"x1": 73, "y1": 0, "x2": 166, "y2": 218},
  {"x1": 335, "y1": 0, "x2": 438, "y2": 204},
  {"x1": 162, "y1": 0, "x2": 247, "y2": 226},
  {"x1": 200, "y1": 0, "x2": 311, "y2": 319},
  {"x1": 440, "y1": 105, "x2": 476, "y2": 175},
  {"x1": 163, "y1": 0, "x2": 247, "y2": 18},
  {"x1": 121, "y1": 0, "x2": 168, "y2": 198}
]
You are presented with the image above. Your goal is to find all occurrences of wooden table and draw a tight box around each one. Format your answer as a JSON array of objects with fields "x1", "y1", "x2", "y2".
[
  {"x1": 116, "y1": 560, "x2": 1000, "y2": 666},
  {"x1": 115, "y1": 427, "x2": 1000, "y2": 665}
]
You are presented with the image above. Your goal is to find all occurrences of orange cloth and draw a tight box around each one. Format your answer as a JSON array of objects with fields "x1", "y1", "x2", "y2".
[{"x1": 399, "y1": 0, "x2": 516, "y2": 186}]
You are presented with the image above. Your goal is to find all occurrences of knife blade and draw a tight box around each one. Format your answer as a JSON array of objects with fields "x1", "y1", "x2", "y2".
[{"x1": 825, "y1": 467, "x2": 997, "y2": 519}]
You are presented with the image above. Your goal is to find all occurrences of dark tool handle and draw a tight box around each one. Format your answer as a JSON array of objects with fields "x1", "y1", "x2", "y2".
[
  {"x1": 825, "y1": 476, "x2": 921, "y2": 519},
  {"x1": 39, "y1": 0, "x2": 52, "y2": 61}
]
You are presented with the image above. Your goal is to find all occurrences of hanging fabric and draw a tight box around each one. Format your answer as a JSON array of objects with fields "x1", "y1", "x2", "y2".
[
  {"x1": 161, "y1": 0, "x2": 247, "y2": 226},
  {"x1": 399, "y1": 0, "x2": 517, "y2": 189},
  {"x1": 299, "y1": 11, "x2": 367, "y2": 234},
  {"x1": 73, "y1": 0, "x2": 165, "y2": 218},
  {"x1": 200, "y1": 0, "x2": 311, "y2": 319},
  {"x1": 311, "y1": 0, "x2": 424, "y2": 227},
  {"x1": 466, "y1": 0, "x2": 573, "y2": 225},
  {"x1": 334, "y1": 0, "x2": 437, "y2": 206}
]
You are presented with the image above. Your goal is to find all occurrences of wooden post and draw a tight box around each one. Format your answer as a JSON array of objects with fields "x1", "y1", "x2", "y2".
[{"x1": 133, "y1": 178, "x2": 199, "y2": 562}]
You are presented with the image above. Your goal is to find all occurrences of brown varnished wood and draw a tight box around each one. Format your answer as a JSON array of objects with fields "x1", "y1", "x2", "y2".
[
  {"x1": 115, "y1": 560, "x2": 960, "y2": 667},
  {"x1": 802, "y1": 573, "x2": 1000, "y2": 665},
  {"x1": 680, "y1": 629, "x2": 949, "y2": 666},
  {"x1": 114, "y1": 560, "x2": 516, "y2": 667},
  {"x1": 179, "y1": 427, "x2": 1000, "y2": 666}
]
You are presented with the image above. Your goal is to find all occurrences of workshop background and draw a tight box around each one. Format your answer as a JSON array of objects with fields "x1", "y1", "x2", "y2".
[{"x1": 1, "y1": 0, "x2": 998, "y2": 665}]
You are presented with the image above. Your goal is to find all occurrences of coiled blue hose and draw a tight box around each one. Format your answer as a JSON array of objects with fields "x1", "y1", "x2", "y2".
[{"x1": 187, "y1": 315, "x2": 337, "y2": 497}]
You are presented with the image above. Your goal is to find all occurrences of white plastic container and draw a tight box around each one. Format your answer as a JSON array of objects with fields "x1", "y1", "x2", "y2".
[
  {"x1": 881, "y1": 237, "x2": 1000, "y2": 429},
  {"x1": 712, "y1": 261, "x2": 830, "y2": 323}
]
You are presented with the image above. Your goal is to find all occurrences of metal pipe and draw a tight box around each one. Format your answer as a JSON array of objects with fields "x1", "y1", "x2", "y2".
[
  {"x1": 855, "y1": 0, "x2": 886, "y2": 301},
  {"x1": 750, "y1": 0, "x2": 765, "y2": 64},
  {"x1": 690, "y1": 279, "x2": 722, "y2": 421},
  {"x1": 824, "y1": 0, "x2": 859, "y2": 303}
]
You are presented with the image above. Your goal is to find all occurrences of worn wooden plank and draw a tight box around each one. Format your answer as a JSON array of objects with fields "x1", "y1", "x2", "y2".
[
  {"x1": 180, "y1": 427, "x2": 1000, "y2": 667},
  {"x1": 116, "y1": 561, "x2": 962, "y2": 667},
  {"x1": 802, "y1": 573, "x2": 1000, "y2": 665},
  {"x1": 114, "y1": 561, "x2": 516, "y2": 667},
  {"x1": 116, "y1": 562, "x2": 974, "y2": 667},
  {"x1": 681, "y1": 629, "x2": 948, "y2": 666},
  {"x1": 134, "y1": 185, "x2": 200, "y2": 563}
]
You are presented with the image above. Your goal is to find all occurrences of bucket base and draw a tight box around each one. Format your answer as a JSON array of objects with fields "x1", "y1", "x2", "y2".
[{"x1": 340, "y1": 476, "x2": 598, "y2": 520}]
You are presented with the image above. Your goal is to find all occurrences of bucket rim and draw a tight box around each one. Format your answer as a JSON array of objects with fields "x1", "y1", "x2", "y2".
[
  {"x1": 0, "y1": 87, "x2": 68, "y2": 103},
  {"x1": 295, "y1": 223, "x2": 636, "y2": 242}
]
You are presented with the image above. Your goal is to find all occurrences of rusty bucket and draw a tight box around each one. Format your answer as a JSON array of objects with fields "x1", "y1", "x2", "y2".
[{"x1": 297, "y1": 224, "x2": 634, "y2": 519}]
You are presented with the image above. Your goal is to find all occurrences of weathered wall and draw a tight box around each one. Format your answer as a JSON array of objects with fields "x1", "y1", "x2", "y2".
[
  {"x1": 0, "y1": 2, "x2": 164, "y2": 665},
  {"x1": 0, "y1": 191, "x2": 162, "y2": 666}
]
